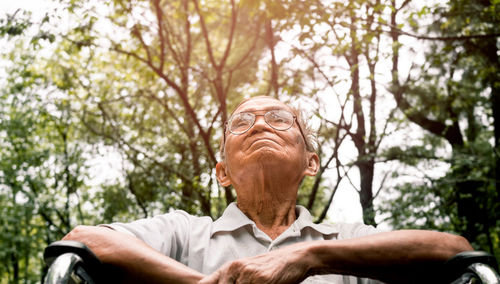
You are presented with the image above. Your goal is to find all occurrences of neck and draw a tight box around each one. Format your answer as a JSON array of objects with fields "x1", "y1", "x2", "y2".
[
  {"x1": 233, "y1": 165, "x2": 301, "y2": 240},
  {"x1": 237, "y1": 199, "x2": 296, "y2": 240}
]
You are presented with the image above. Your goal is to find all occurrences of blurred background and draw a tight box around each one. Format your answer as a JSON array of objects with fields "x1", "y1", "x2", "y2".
[{"x1": 1, "y1": 0, "x2": 499, "y2": 282}]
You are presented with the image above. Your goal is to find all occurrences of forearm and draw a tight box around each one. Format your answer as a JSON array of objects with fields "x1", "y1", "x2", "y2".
[
  {"x1": 63, "y1": 225, "x2": 204, "y2": 284},
  {"x1": 306, "y1": 230, "x2": 473, "y2": 283}
]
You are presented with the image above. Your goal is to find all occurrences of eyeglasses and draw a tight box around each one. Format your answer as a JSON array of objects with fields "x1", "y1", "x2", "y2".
[{"x1": 223, "y1": 109, "x2": 308, "y2": 148}]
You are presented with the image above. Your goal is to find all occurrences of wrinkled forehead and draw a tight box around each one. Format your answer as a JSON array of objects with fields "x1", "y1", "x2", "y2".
[{"x1": 232, "y1": 97, "x2": 293, "y2": 115}]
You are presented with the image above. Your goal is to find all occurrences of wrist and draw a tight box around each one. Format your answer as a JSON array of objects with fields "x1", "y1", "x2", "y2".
[{"x1": 300, "y1": 240, "x2": 334, "y2": 277}]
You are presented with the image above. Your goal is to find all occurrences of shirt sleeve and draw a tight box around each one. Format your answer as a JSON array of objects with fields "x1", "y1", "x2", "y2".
[
  {"x1": 100, "y1": 210, "x2": 192, "y2": 260},
  {"x1": 336, "y1": 222, "x2": 385, "y2": 240}
]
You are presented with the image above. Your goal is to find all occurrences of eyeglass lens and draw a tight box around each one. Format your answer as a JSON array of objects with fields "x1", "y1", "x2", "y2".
[{"x1": 229, "y1": 110, "x2": 294, "y2": 134}]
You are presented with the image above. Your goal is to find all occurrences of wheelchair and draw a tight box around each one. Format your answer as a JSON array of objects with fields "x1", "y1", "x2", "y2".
[{"x1": 44, "y1": 240, "x2": 500, "y2": 284}]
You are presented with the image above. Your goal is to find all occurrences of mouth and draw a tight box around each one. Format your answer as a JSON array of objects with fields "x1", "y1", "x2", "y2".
[{"x1": 248, "y1": 137, "x2": 281, "y2": 148}]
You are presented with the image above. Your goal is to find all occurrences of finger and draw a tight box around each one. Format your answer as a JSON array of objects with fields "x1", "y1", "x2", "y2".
[
  {"x1": 201, "y1": 262, "x2": 240, "y2": 284},
  {"x1": 217, "y1": 269, "x2": 237, "y2": 284},
  {"x1": 221, "y1": 274, "x2": 236, "y2": 284},
  {"x1": 198, "y1": 270, "x2": 221, "y2": 284},
  {"x1": 220, "y1": 262, "x2": 242, "y2": 284}
]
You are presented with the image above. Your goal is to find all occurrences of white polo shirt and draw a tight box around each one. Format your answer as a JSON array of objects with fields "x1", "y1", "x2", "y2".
[{"x1": 106, "y1": 203, "x2": 383, "y2": 283}]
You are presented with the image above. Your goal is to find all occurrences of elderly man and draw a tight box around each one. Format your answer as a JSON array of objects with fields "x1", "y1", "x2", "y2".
[{"x1": 64, "y1": 96, "x2": 472, "y2": 283}]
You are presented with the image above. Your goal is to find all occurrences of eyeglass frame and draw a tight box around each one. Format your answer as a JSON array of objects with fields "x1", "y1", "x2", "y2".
[{"x1": 222, "y1": 109, "x2": 309, "y2": 150}]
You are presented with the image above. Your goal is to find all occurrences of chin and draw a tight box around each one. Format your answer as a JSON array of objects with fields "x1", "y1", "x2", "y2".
[
  {"x1": 250, "y1": 146, "x2": 280, "y2": 155},
  {"x1": 249, "y1": 148, "x2": 290, "y2": 164}
]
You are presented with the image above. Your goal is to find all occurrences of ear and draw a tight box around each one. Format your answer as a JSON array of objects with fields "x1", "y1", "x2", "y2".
[
  {"x1": 303, "y1": 152, "x2": 319, "y2": 176},
  {"x1": 216, "y1": 161, "x2": 232, "y2": 187}
]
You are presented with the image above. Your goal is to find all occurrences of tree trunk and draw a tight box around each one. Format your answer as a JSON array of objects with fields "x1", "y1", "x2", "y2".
[
  {"x1": 358, "y1": 160, "x2": 376, "y2": 226},
  {"x1": 346, "y1": 7, "x2": 378, "y2": 226}
]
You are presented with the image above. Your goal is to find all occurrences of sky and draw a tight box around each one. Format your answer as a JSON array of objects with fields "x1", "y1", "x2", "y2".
[{"x1": 1, "y1": 0, "x2": 56, "y2": 17}]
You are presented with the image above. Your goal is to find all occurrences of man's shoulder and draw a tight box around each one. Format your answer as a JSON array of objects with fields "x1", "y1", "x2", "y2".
[
  {"x1": 320, "y1": 221, "x2": 384, "y2": 239},
  {"x1": 103, "y1": 209, "x2": 214, "y2": 235},
  {"x1": 158, "y1": 209, "x2": 214, "y2": 223},
  {"x1": 293, "y1": 206, "x2": 384, "y2": 239}
]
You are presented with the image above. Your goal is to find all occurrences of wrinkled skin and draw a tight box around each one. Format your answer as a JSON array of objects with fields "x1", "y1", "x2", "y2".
[{"x1": 199, "y1": 242, "x2": 313, "y2": 284}]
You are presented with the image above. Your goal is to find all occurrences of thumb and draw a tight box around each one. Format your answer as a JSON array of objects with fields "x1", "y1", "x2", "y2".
[{"x1": 198, "y1": 270, "x2": 221, "y2": 284}]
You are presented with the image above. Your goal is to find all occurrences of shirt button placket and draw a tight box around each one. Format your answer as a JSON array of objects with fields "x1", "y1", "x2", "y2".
[{"x1": 268, "y1": 244, "x2": 279, "y2": 251}]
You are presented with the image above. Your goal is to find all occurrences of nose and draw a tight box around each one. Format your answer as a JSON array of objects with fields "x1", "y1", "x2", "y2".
[{"x1": 248, "y1": 114, "x2": 271, "y2": 134}]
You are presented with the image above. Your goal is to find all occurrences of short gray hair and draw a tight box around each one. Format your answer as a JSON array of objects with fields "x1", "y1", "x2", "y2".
[{"x1": 219, "y1": 96, "x2": 317, "y2": 160}]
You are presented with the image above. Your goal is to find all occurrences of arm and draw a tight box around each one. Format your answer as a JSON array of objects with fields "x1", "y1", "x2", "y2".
[
  {"x1": 63, "y1": 225, "x2": 204, "y2": 284},
  {"x1": 307, "y1": 230, "x2": 473, "y2": 282},
  {"x1": 199, "y1": 230, "x2": 473, "y2": 284}
]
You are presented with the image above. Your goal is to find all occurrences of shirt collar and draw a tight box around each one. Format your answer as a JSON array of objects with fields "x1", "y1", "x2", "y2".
[
  {"x1": 211, "y1": 203, "x2": 255, "y2": 236},
  {"x1": 211, "y1": 202, "x2": 339, "y2": 236}
]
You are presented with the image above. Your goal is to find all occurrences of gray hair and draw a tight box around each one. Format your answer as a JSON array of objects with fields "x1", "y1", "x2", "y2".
[{"x1": 219, "y1": 96, "x2": 317, "y2": 160}]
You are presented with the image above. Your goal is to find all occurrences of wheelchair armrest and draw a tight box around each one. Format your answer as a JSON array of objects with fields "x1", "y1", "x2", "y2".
[
  {"x1": 443, "y1": 251, "x2": 500, "y2": 284},
  {"x1": 44, "y1": 240, "x2": 103, "y2": 284}
]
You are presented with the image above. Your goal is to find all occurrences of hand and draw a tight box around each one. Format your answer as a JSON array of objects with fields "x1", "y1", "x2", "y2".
[
  {"x1": 199, "y1": 242, "x2": 314, "y2": 284},
  {"x1": 62, "y1": 225, "x2": 117, "y2": 258}
]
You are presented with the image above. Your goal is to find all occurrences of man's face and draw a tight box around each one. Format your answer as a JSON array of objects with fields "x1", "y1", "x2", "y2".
[{"x1": 221, "y1": 97, "x2": 310, "y2": 183}]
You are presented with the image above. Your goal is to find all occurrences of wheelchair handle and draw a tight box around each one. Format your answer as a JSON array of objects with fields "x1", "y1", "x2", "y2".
[
  {"x1": 44, "y1": 240, "x2": 103, "y2": 284},
  {"x1": 444, "y1": 251, "x2": 500, "y2": 284}
]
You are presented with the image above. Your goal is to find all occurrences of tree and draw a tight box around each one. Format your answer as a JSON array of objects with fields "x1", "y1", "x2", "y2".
[
  {"x1": 51, "y1": 0, "x2": 274, "y2": 218},
  {"x1": 384, "y1": 0, "x2": 500, "y2": 257},
  {"x1": 0, "y1": 42, "x2": 89, "y2": 284},
  {"x1": 0, "y1": 8, "x2": 97, "y2": 282},
  {"x1": 272, "y1": 0, "x2": 407, "y2": 226},
  {"x1": 2, "y1": 1, "x2": 499, "y2": 282}
]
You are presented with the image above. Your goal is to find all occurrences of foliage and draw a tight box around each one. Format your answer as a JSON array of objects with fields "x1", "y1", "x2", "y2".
[
  {"x1": 0, "y1": 39, "x2": 90, "y2": 283},
  {"x1": 50, "y1": 0, "x2": 276, "y2": 219},
  {"x1": 381, "y1": 0, "x2": 500, "y2": 261},
  {"x1": 1, "y1": 0, "x2": 499, "y2": 282}
]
